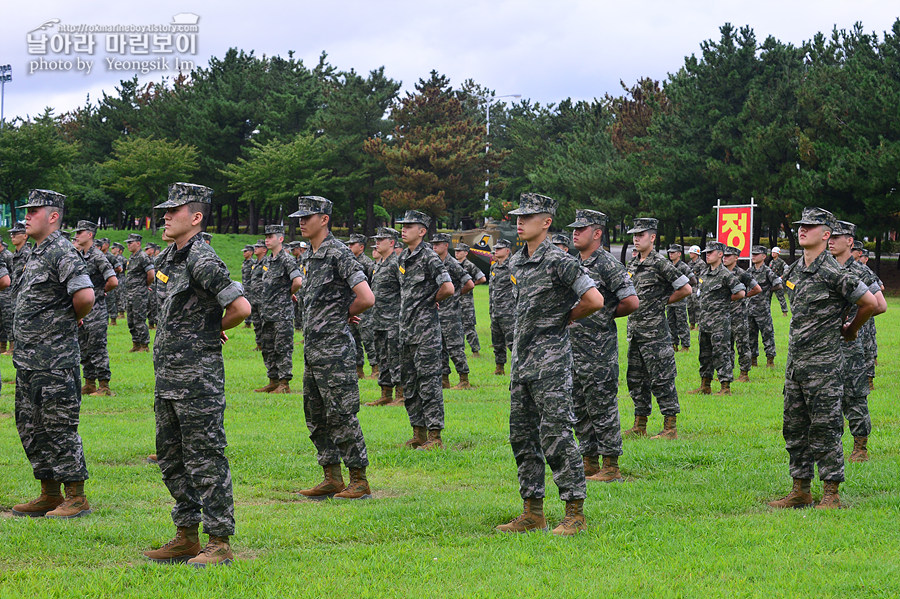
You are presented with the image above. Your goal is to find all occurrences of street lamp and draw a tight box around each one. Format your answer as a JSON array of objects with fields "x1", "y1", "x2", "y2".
[
  {"x1": 0, "y1": 65, "x2": 11, "y2": 129},
  {"x1": 484, "y1": 93, "x2": 521, "y2": 217}
]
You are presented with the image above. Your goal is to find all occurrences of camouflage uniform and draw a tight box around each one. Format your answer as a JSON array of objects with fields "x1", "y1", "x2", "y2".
[
  {"x1": 258, "y1": 234, "x2": 301, "y2": 382},
  {"x1": 697, "y1": 244, "x2": 745, "y2": 383},
  {"x1": 104, "y1": 248, "x2": 123, "y2": 323},
  {"x1": 489, "y1": 240, "x2": 515, "y2": 365},
  {"x1": 10, "y1": 228, "x2": 32, "y2": 334},
  {"x1": 146, "y1": 246, "x2": 159, "y2": 328},
  {"x1": 76, "y1": 224, "x2": 117, "y2": 383},
  {"x1": 124, "y1": 236, "x2": 154, "y2": 346},
  {"x1": 687, "y1": 253, "x2": 704, "y2": 327},
  {"x1": 725, "y1": 252, "x2": 758, "y2": 376},
  {"x1": 14, "y1": 191, "x2": 93, "y2": 485},
  {"x1": 435, "y1": 235, "x2": 473, "y2": 378},
  {"x1": 152, "y1": 184, "x2": 243, "y2": 537},
  {"x1": 858, "y1": 248, "x2": 879, "y2": 382},
  {"x1": 371, "y1": 228, "x2": 402, "y2": 388},
  {"x1": 507, "y1": 195, "x2": 596, "y2": 501},
  {"x1": 396, "y1": 211, "x2": 452, "y2": 431},
  {"x1": 747, "y1": 247, "x2": 782, "y2": 361},
  {"x1": 240, "y1": 247, "x2": 254, "y2": 326},
  {"x1": 294, "y1": 247, "x2": 308, "y2": 332},
  {"x1": 250, "y1": 247, "x2": 267, "y2": 348},
  {"x1": 456, "y1": 245, "x2": 485, "y2": 353},
  {"x1": 349, "y1": 235, "x2": 377, "y2": 369},
  {"x1": 0, "y1": 245, "x2": 14, "y2": 344},
  {"x1": 665, "y1": 245, "x2": 697, "y2": 349},
  {"x1": 291, "y1": 198, "x2": 369, "y2": 468},
  {"x1": 625, "y1": 219, "x2": 690, "y2": 418},
  {"x1": 770, "y1": 253, "x2": 789, "y2": 313}
]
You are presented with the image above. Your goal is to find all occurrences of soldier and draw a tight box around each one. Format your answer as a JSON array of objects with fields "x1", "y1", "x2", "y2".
[
  {"x1": 396, "y1": 210, "x2": 454, "y2": 450},
  {"x1": 111, "y1": 242, "x2": 127, "y2": 318},
  {"x1": 432, "y1": 233, "x2": 475, "y2": 389},
  {"x1": 567, "y1": 209, "x2": 638, "y2": 483},
  {"x1": 495, "y1": 193, "x2": 603, "y2": 536},
  {"x1": 723, "y1": 246, "x2": 761, "y2": 382},
  {"x1": 6, "y1": 222, "x2": 31, "y2": 357},
  {"x1": 769, "y1": 247, "x2": 789, "y2": 316},
  {"x1": 689, "y1": 242, "x2": 746, "y2": 396},
  {"x1": 686, "y1": 245, "x2": 703, "y2": 330},
  {"x1": 240, "y1": 245, "x2": 254, "y2": 327},
  {"x1": 551, "y1": 232, "x2": 570, "y2": 252},
  {"x1": 142, "y1": 183, "x2": 250, "y2": 567},
  {"x1": 249, "y1": 241, "x2": 268, "y2": 351},
  {"x1": 294, "y1": 242, "x2": 309, "y2": 335},
  {"x1": 124, "y1": 233, "x2": 155, "y2": 352},
  {"x1": 73, "y1": 221, "x2": 119, "y2": 397},
  {"x1": 665, "y1": 244, "x2": 697, "y2": 352},
  {"x1": 365, "y1": 227, "x2": 403, "y2": 407},
  {"x1": 489, "y1": 239, "x2": 515, "y2": 375},
  {"x1": 254, "y1": 225, "x2": 302, "y2": 394},
  {"x1": 748, "y1": 245, "x2": 783, "y2": 368},
  {"x1": 828, "y1": 221, "x2": 886, "y2": 463},
  {"x1": 0, "y1": 239, "x2": 14, "y2": 354},
  {"x1": 347, "y1": 233, "x2": 377, "y2": 379},
  {"x1": 290, "y1": 196, "x2": 375, "y2": 500},
  {"x1": 855, "y1": 245, "x2": 880, "y2": 389},
  {"x1": 145, "y1": 243, "x2": 161, "y2": 330},
  {"x1": 11, "y1": 189, "x2": 95, "y2": 519},
  {"x1": 768, "y1": 207, "x2": 876, "y2": 510},
  {"x1": 454, "y1": 242, "x2": 486, "y2": 356},
  {"x1": 623, "y1": 218, "x2": 692, "y2": 439},
  {"x1": 100, "y1": 239, "x2": 120, "y2": 327}
]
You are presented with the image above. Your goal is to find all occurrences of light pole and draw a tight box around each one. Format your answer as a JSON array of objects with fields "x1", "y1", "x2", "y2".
[
  {"x1": 0, "y1": 65, "x2": 11, "y2": 129},
  {"x1": 484, "y1": 93, "x2": 521, "y2": 218}
]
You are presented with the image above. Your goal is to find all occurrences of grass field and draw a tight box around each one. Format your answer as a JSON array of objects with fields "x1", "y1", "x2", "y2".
[{"x1": 1, "y1": 231, "x2": 898, "y2": 598}]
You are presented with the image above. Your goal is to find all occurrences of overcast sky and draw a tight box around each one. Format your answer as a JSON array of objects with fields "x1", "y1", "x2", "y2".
[{"x1": 2, "y1": 1, "x2": 898, "y2": 122}]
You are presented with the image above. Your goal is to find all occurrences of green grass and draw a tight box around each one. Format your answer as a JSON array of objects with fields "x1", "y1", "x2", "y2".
[{"x1": 1, "y1": 233, "x2": 899, "y2": 597}]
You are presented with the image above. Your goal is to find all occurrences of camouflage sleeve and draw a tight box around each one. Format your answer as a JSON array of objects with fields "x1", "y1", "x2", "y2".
[
  {"x1": 282, "y1": 253, "x2": 302, "y2": 281},
  {"x1": 556, "y1": 253, "x2": 595, "y2": 298},
  {"x1": 659, "y1": 259, "x2": 690, "y2": 290},
  {"x1": 337, "y1": 248, "x2": 367, "y2": 289},
  {"x1": 681, "y1": 261, "x2": 698, "y2": 286},
  {"x1": 601, "y1": 254, "x2": 636, "y2": 300},
  {"x1": 745, "y1": 274, "x2": 760, "y2": 289},
  {"x1": 450, "y1": 260, "x2": 472, "y2": 287},
  {"x1": 427, "y1": 253, "x2": 452, "y2": 286},
  {"x1": 0, "y1": 263, "x2": 9, "y2": 279},
  {"x1": 59, "y1": 249, "x2": 92, "y2": 296},
  {"x1": 141, "y1": 252, "x2": 155, "y2": 273},
  {"x1": 857, "y1": 266, "x2": 881, "y2": 295},
  {"x1": 191, "y1": 250, "x2": 244, "y2": 308},
  {"x1": 472, "y1": 265, "x2": 485, "y2": 281},
  {"x1": 726, "y1": 270, "x2": 746, "y2": 294},
  {"x1": 97, "y1": 253, "x2": 116, "y2": 281},
  {"x1": 767, "y1": 266, "x2": 782, "y2": 287},
  {"x1": 828, "y1": 267, "x2": 867, "y2": 305}
]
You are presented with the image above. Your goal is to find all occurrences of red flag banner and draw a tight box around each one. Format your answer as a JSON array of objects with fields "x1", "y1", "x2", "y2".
[{"x1": 717, "y1": 205, "x2": 753, "y2": 259}]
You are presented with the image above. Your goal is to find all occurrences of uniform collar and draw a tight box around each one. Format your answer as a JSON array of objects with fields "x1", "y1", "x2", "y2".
[
  {"x1": 309, "y1": 232, "x2": 336, "y2": 259},
  {"x1": 32, "y1": 229, "x2": 61, "y2": 255},
  {"x1": 520, "y1": 237, "x2": 552, "y2": 264}
]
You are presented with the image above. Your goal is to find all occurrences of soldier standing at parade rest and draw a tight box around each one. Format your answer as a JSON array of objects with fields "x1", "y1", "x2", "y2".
[
  {"x1": 291, "y1": 196, "x2": 375, "y2": 500},
  {"x1": 767, "y1": 207, "x2": 876, "y2": 510},
  {"x1": 240, "y1": 245, "x2": 254, "y2": 327},
  {"x1": 145, "y1": 243, "x2": 161, "y2": 330},
  {"x1": 73, "y1": 221, "x2": 119, "y2": 397},
  {"x1": 489, "y1": 239, "x2": 515, "y2": 375},
  {"x1": 769, "y1": 247, "x2": 789, "y2": 316},
  {"x1": 249, "y1": 240, "x2": 268, "y2": 350},
  {"x1": 432, "y1": 233, "x2": 475, "y2": 390},
  {"x1": 396, "y1": 210, "x2": 454, "y2": 450},
  {"x1": 854, "y1": 242, "x2": 880, "y2": 389},
  {"x1": 495, "y1": 193, "x2": 603, "y2": 535},
  {"x1": 828, "y1": 221, "x2": 886, "y2": 463},
  {"x1": 11, "y1": 189, "x2": 95, "y2": 519},
  {"x1": 254, "y1": 225, "x2": 302, "y2": 394},
  {"x1": 567, "y1": 209, "x2": 638, "y2": 483},
  {"x1": 124, "y1": 233, "x2": 155, "y2": 352},
  {"x1": 288, "y1": 242, "x2": 304, "y2": 332},
  {"x1": 689, "y1": 242, "x2": 745, "y2": 396},
  {"x1": 365, "y1": 227, "x2": 404, "y2": 407},
  {"x1": 687, "y1": 245, "x2": 703, "y2": 329},
  {"x1": 748, "y1": 246, "x2": 783, "y2": 368},
  {"x1": 110, "y1": 242, "x2": 127, "y2": 319},
  {"x1": 0, "y1": 238, "x2": 14, "y2": 354},
  {"x1": 666, "y1": 244, "x2": 697, "y2": 352},
  {"x1": 623, "y1": 218, "x2": 692, "y2": 439},
  {"x1": 454, "y1": 242, "x2": 486, "y2": 356},
  {"x1": 142, "y1": 183, "x2": 250, "y2": 567},
  {"x1": 99, "y1": 238, "x2": 120, "y2": 327},
  {"x1": 5, "y1": 222, "x2": 30, "y2": 356},
  {"x1": 723, "y1": 246, "x2": 761, "y2": 383},
  {"x1": 346, "y1": 233, "x2": 378, "y2": 379}
]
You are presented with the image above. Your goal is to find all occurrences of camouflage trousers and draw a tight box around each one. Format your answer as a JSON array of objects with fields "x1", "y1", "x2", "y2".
[
  {"x1": 510, "y1": 374, "x2": 587, "y2": 501},
  {"x1": 154, "y1": 390, "x2": 235, "y2": 537},
  {"x1": 666, "y1": 301, "x2": 691, "y2": 348},
  {"x1": 147, "y1": 289, "x2": 158, "y2": 327},
  {"x1": 626, "y1": 338, "x2": 680, "y2": 417},
  {"x1": 728, "y1": 308, "x2": 752, "y2": 373},
  {"x1": 294, "y1": 296, "x2": 304, "y2": 331},
  {"x1": 841, "y1": 340, "x2": 871, "y2": 437},
  {"x1": 401, "y1": 341, "x2": 444, "y2": 430},
  {"x1": 117, "y1": 286, "x2": 126, "y2": 314},
  {"x1": 0, "y1": 291, "x2": 12, "y2": 342},
  {"x1": 15, "y1": 367, "x2": 89, "y2": 482},
  {"x1": 259, "y1": 319, "x2": 294, "y2": 381},
  {"x1": 688, "y1": 292, "x2": 699, "y2": 327},
  {"x1": 77, "y1": 299, "x2": 111, "y2": 381},
  {"x1": 375, "y1": 327, "x2": 401, "y2": 388},
  {"x1": 350, "y1": 320, "x2": 376, "y2": 368},
  {"x1": 490, "y1": 313, "x2": 514, "y2": 365},
  {"x1": 440, "y1": 309, "x2": 469, "y2": 376},
  {"x1": 460, "y1": 294, "x2": 480, "y2": 353},
  {"x1": 773, "y1": 286, "x2": 789, "y2": 313},
  {"x1": 860, "y1": 319, "x2": 877, "y2": 380},
  {"x1": 699, "y1": 321, "x2": 733, "y2": 382},
  {"x1": 251, "y1": 305, "x2": 264, "y2": 347},
  {"x1": 748, "y1": 304, "x2": 777, "y2": 359},
  {"x1": 303, "y1": 362, "x2": 369, "y2": 468},
  {"x1": 783, "y1": 367, "x2": 844, "y2": 482},
  {"x1": 125, "y1": 288, "x2": 150, "y2": 345},
  {"x1": 572, "y1": 366, "x2": 623, "y2": 458},
  {"x1": 106, "y1": 287, "x2": 119, "y2": 321}
]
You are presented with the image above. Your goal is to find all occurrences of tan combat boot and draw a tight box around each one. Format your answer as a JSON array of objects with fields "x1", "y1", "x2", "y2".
[
  {"x1": 494, "y1": 363, "x2": 505, "y2": 376},
  {"x1": 869, "y1": 377, "x2": 874, "y2": 391},
  {"x1": 388, "y1": 386, "x2": 405, "y2": 407},
  {"x1": 110, "y1": 317, "x2": 117, "y2": 326},
  {"x1": 715, "y1": 381, "x2": 732, "y2": 395},
  {"x1": 81, "y1": 379, "x2": 97, "y2": 395},
  {"x1": 254, "y1": 378, "x2": 279, "y2": 393},
  {"x1": 369, "y1": 365, "x2": 380, "y2": 380},
  {"x1": 91, "y1": 380, "x2": 115, "y2": 397},
  {"x1": 587, "y1": 456, "x2": 624, "y2": 483},
  {"x1": 737, "y1": 371, "x2": 750, "y2": 383},
  {"x1": 816, "y1": 481, "x2": 842, "y2": 509},
  {"x1": 187, "y1": 536, "x2": 233, "y2": 568},
  {"x1": 551, "y1": 499, "x2": 587, "y2": 536},
  {"x1": 147, "y1": 454, "x2": 159, "y2": 463},
  {"x1": 452, "y1": 373, "x2": 472, "y2": 390},
  {"x1": 143, "y1": 524, "x2": 201, "y2": 563},
  {"x1": 442, "y1": 374, "x2": 451, "y2": 389},
  {"x1": 417, "y1": 429, "x2": 444, "y2": 451},
  {"x1": 767, "y1": 478, "x2": 813, "y2": 509},
  {"x1": 583, "y1": 456, "x2": 600, "y2": 477},
  {"x1": 495, "y1": 497, "x2": 547, "y2": 533},
  {"x1": 11, "y1": 480, "x2": 64, "y2": 517},
  {"x1": 404, "y1": 426, "x2": 427, "y2": 448},
  {"x1": 1, "y1": 341, "x2": 12, "y2": 356},
  {"x1": 751, "y1": 357, "x2": 758, "y2": 367},
  {"x1": 45, "y1": 481, "x2": 91, "y2": 519},
  {"x1": 650, "y1": 416, "x2": 677, "y2": 440},
  {"x1": 298, "y1": 464, "x2": 345, "y2": 500},
  {"x1": 366, "y1": 386, "x2": 394, "y2": 407},
  {"x1": 333, "y1": 467, "x2": 372, "y2": 500},
  {"x1": 356, "y1": 366, "x2": 365, "y2": 379},
  {"x1": 623, "y1": 415, "x2": 648, "y2": 437},
  {"x1": 140, "y1": 344, "x2": 151, "y2": 352},
  {"x1": 849, "y1": 437, "x2": 869, "y2": 463},
  {"x1": 688, "y1": 378, "x2": 712, "y2": 395},
  {"x1": 766, "y1": 356, "x2": 775, "y2": 368},
  {"x1": 270, "y1": 379, "x2": 291, "y2": 394}
]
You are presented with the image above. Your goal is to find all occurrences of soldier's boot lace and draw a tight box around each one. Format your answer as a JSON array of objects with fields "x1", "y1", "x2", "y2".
[
  {"x1": 143, "y1": 525, "x2": 201, "y2": 563},
  {"x1": 767, "y1": 478, "x2": 813, "y2": 509},
  {"x1": 187, "y1": 535, "x2": 233, "y2": 568},
  {"x1": 650, "y1": 416, "x2": 677, "y2": 440},
  {"x1": 333, "y1": 467, "x2": 372, "y2": 500},
  {"x1": 551, "y1": 499, "x2": 587, "y2": 536},
  {"x1": 496, "y1": 498, "x2": 547, "y2": 533},
  {"x1": 816, "y1": 481, "x2": 842, "y2": 509}
]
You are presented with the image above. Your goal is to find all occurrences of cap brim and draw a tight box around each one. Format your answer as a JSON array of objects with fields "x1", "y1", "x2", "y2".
[
  {"x1": 626, "y1": 227, "x2": 649, "y2": 234},
  {"x1": 288, "y1": 209, "x2": 322, "y2": 218},
  {"x1": 507, "y1": 208, "x2": 540, "y2": 216},
  {"x1": 566, "y1": 220, "x2": 590, "y2": 228},
  {"x1": 792, "y1": 219, "x2": 822, "y2": 227},
  {"x1": 19, "y1": 202, "x2": 49, "y2": 209},
  {"x1": 395, "y1": 219, "x2": 425, "y2": 225}
]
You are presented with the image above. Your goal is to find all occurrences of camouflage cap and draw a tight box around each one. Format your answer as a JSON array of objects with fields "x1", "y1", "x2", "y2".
[
  {"x1": 853, "y1": 240, "x2": 864, "y2": 251},
  {"x1": 494, "y1": 238, "x2": 512, "y2": 250},
  {"x1": 372, "y1": 227, "x2": 400, "y2": 240},
  {"x1": 508, "y1": 192, "x2": 558, "y2": 216},
  {"x1": 793, "y1": 206, "x2": 836, "y2": 229},
  {"x1": 112, "y1": 242, "x2": 125, "y2": 250},
  {"x1": 432, "y1": 233, "x2": 452, "y2": 244},
  {"x1": 724, "y1": 245, "x2": 741, "y2": 256},
  {"x1": 9, "y1": 221, "x2": 26, "y2": 234},
  {"x1": 347, "y1": 233, "x2": 367, "y2": 245},
  {"x1": 154, "y1": 182, "x2": 213, "y2": 209},
  {"x1": 551, "y1": 233, "x2": 570, "y2": 246},
  {"x1": 627, "y1": 217, "x2": 659, "y2": 234},
  {"x1": 454, "y1": 242, "x2": 470, "y2": 252},
  {"x1": 21, "y1": 189, "x2": 66, "y2": 209},
  {"x1": 395, "y1": 210, "x2": 431, "y2": 228},
  {"x1": 125, "y1": 233, "x2": 143, "y2": 243},
  {"x1": 60, "y1": 230, "x2": 72, "y2": 240},
  {"x1": 149, "y1": 242, "x2": 162, "y2": 250},
  {"x1": 243, "y1": 245, "x2": 255, "y2": 252},
  {"x1": 254, "y1": 241, "x2": 266, "y2": 249},
  {"x1": 265, "y1": 225, "x2": 285, "y2": 235},
  {"x1": 861, "y1": 249, "x2": 870, "y2": 257},
  {"x1": 288, "y1": 195, "x2": 332, "y2": 218},
  {"x1": 667, "y1": 243, "x2": 683, "y2": 253},
  {"x1": 702, "y1": 241, "x2": 727, "y2": 254},
  {"x1": 99, "y1": 237, "x2": 111, "y2": 246},
  {"x1": 832, "y1": 220, "x2": 857, "y2": 237},
  {"x1": 751, "y1": 245, "x2": 768, "y2": 255},
  {"x1": 567, "y1": 209, "x2": 608, "y2": 228},
  {"x1": 74, "y1": 220, "x2": 97, "y2": 233}
]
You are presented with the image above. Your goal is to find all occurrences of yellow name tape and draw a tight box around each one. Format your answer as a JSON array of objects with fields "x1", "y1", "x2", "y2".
[
  {"x1": 510, "y1": 275, "x2": 517, "y2": 285},
  {"x1": 398, "y1": 265, "x2": 406, "y2": 274},
  {"x1": 785, "y1": 280, "x2": 794, "y2": 290},
  {"x1": 156, "y1": 271, "x2": 169, "y2": 283}
]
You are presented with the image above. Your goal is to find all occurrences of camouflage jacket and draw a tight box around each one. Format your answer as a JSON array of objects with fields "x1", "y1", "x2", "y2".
[
  {"x1": 11, "y1": 244, "x2": 32, "y2": 300},
  {"x1": 371, "y1": 251, "x2": 401, "y2": 329},
  {"x1": 398, "y1": 242, "x2": 451, "y2": 346},
  {"x1": 509, "y1": 237, "x2": 595, "y2": 383},
  {"x1": 153, "y1": 233, "x2": 244, "y2": 398},
  {"x1": 301, "y1": 232, "x2": 367, "y2": 366},
  {"x1": 783, "y1": 250, "x2": 867, "y2": 378},
  {"x1": 241, "y1": 258, "x2": 253, "y2": 287},
  {"x1": 460, "y1": 259, "x2": 485, "y2": 297},
  {"x1": 727, "y1": 266, "x2": 758, "y2": 315},
  {"x1": 689, "y1": 257, "x2": 706, "y2": 279},
  {"x1": 626, "y1": 250, "x2": 690, "y2": 342},
  {"x1": 0, "y1": 248, "x2": 12, "y2": 297},
  {"x1": 769, "y1": 256, "x2": 787, "y2": 277},
  {"x1": 259, "y1": 248, "x2": 302, "y2": 322},
  {"x1": 125, "y1": 249, "x2": 154, "y2": 292},
  {"x1": 669, "y1": 259, "x2": 697, "y2": 304},
  {"x1": 355, "y1": 252, "x2": 375, "y2": 282},
  {"x1": 437, "y1": 254, "x2": 472, "y2": 316},
  {"x1": 13, "y1": 230, "x2": 92, "y2": 370},
  {"x1": 840, "y1": 257, "x2": 881, "y2": 324},
  {"x1": 489, "y1": 258, "x2": 515, "y2": 321},
  {"x1": 747, "y1": 263, "x2": 782, "y2": 310},
  {"x1": 697, "y1": 263, "x2": 745, "y2": 333},
  {"x1": 80, "y1": 245, "x2": 116, "y2": 303},
  {"x1": 249, "y1": 256, "x2": 267, "y2": 305}
]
